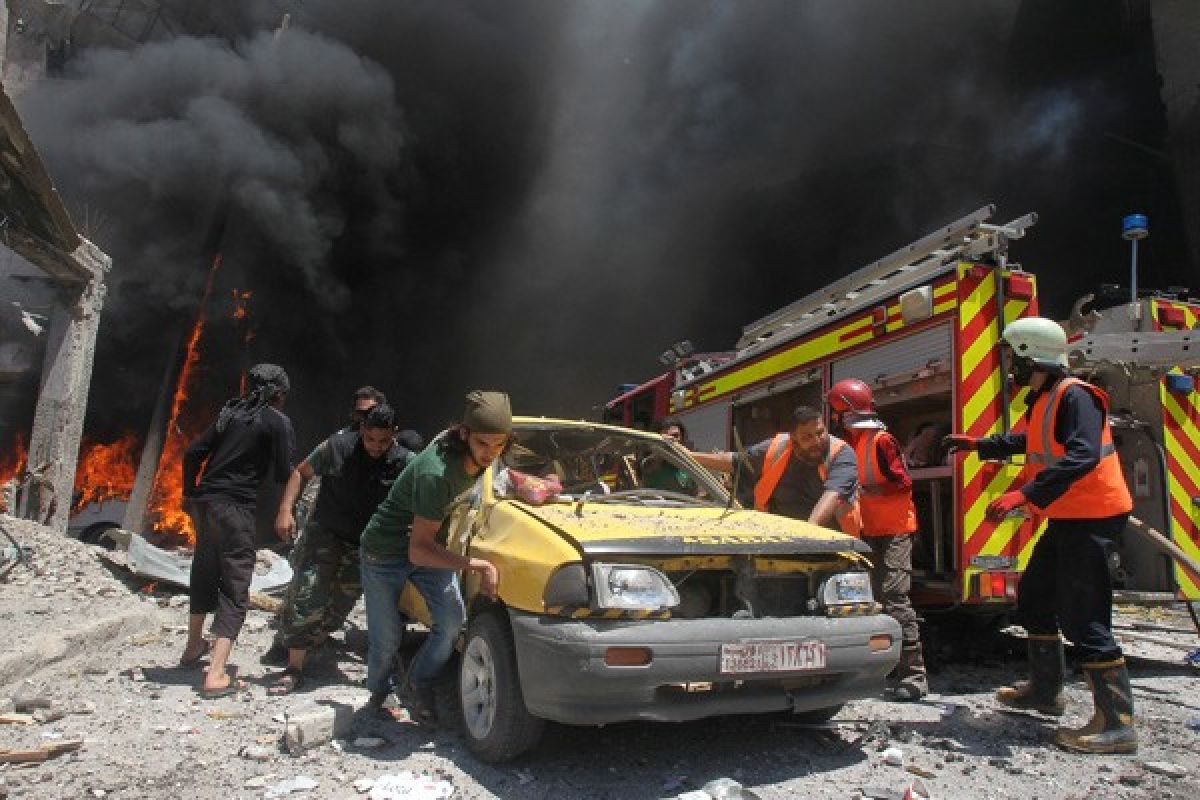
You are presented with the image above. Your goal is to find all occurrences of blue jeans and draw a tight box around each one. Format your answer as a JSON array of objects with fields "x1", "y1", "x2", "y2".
[{"x1": 361, "y1": 551, "x2": 465, "y2": 695}]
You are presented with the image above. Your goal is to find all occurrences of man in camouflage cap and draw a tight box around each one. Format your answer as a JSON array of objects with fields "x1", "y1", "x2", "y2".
[{"x1": 359, "y1": 390, "x2": 511, "y2": 721}]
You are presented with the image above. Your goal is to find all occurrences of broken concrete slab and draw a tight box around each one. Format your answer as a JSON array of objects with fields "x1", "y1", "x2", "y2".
[{"x1": 125, "y1": 531, "x2": 291, "y2": 592}]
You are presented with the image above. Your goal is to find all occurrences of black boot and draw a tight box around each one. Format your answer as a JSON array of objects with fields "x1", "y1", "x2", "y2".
[
  {"x1": 1055, "y1": 658, "x2": 1137, "y2": 754},
  {"x1": 892, "y1": 645, "x2": 929, "y2": 701},
  {"x1": 995, "y1": 634, "x2": 1065, "y2": 716}
]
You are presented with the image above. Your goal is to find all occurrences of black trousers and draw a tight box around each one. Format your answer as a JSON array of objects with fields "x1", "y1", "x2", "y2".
[
  {"x1": 1017, "y1": 513, "x2": 1128, "y2": 663},
  {"x1": 188, "y1": 499, "x2": 256, "y2": 640}
]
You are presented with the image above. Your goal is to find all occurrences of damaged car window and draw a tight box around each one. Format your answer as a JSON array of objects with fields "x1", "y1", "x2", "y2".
[{"x1": 492, "y1": 424, "x2": 726, "y2": 506}]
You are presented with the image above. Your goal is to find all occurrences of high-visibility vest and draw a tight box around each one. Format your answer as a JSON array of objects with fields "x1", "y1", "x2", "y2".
[
  {"x1": 753, "y1": 433, "x2": 862, "y2": 535},
  {"x1": 853, "y1": 429, "x2": 918, "y2": 536},
  {"x1": 1025, "y1": 377, "x2": 1133, "y2": 519}
]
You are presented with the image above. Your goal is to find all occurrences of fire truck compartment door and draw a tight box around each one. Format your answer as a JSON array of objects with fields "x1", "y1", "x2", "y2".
[
  {"x1": 676, "y1": 401, "x2": 731, "y2": 452},
  {"x1": 830, "y1": 324, "x2": 951, "y2": 386}
]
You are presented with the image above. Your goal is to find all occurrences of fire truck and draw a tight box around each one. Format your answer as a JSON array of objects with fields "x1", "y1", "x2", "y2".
[
  {"x1": 1066, "y1": 288, "x2": 1200, "y2": 601},
  {"x1": 606, "y1": 204, "x2": 1200, "y2": 613}
]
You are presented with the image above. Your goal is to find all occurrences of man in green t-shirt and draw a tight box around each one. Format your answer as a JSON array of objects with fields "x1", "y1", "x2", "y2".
[
  {"x1": 360, "y1": 390, "x2": 509, "y2": 721},
  {"x1": 642, "y1": 418, "x2": 697, "y2": 495}
]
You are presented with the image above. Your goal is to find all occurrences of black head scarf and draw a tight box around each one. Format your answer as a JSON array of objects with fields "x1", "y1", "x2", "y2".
[{"x1": 215, "y1": 363, "x2": 290, "y2": 433}]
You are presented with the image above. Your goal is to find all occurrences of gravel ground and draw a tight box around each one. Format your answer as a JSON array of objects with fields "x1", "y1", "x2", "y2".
[{"x1": 2, "y1": 514, "x2": 1199, "y2": 800}]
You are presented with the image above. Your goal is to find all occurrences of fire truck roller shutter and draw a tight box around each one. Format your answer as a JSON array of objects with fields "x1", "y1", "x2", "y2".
[
  {"x1": 830, "y1": 325, "x2": 953, "y2": 396},
  {"x1": 674, "y1": 401, "x2": 732, "y2": 453}
]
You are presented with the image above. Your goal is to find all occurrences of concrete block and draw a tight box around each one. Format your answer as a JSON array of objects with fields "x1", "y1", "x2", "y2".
[{"x1": 283, "y1": 700, "x2": 356, "y2": 754}]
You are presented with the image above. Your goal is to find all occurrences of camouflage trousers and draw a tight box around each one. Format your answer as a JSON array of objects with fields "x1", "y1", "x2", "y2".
[{"x1": 276, "y1": 521, "x2": 362, "y2": 650}]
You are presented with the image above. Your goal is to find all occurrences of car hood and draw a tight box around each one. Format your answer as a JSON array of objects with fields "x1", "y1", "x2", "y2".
[{"x1": 512, "y1": 502, "x2": 871, "y2": 557}]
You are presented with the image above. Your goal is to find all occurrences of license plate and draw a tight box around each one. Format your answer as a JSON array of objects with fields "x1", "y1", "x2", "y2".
[{"x1": 719, "y1": 640, "x2": 827, "y2": 675}]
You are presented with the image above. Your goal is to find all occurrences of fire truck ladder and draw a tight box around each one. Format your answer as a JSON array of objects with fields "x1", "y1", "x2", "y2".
[
  {"x1": 736, "y1": 204, "x2": 1038, "y2": 352},
  {"x1": 1069, "y1": 330, "x2": 1199, "y2": 370}
]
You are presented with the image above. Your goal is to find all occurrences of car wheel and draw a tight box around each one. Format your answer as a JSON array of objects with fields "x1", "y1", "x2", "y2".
[
  {"x1": 458, "y1": 611, "x2": 544, "y2": 762},
  {"x1": 78, "y1": 523, "x2": 119, "y2": 551},
  {"x1": 790, "y1": 703, "x2": 844, "y2": 724}
]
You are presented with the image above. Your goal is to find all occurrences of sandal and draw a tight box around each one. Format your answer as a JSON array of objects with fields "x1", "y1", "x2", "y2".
[
  {"x1": 402, "y1": 684, "x2": 438, "y2": 724},
  {"x1": 178, "y1": 640, "x2": 213, "y2": 668},
  {"x1": 366, "y1": 691, "x2": 408, "y2": 722},
  {"x1": 267, "y1": 667, "x2": 305, "y2": 696},
  {"x1": 200, "y1": 678, "x2": 247, "y2": 700}
]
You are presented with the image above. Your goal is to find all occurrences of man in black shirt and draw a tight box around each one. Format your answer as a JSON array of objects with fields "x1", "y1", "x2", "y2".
[
  {"x1": 179, "y1": 364, "x2": 295, "y2": 698},
  {"x1": 267, "y1": 404, "x2": 414, "y2": 693}
]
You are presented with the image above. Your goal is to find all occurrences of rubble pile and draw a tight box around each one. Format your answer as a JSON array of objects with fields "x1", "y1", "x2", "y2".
[
  {"x1": 2, "y1": 514, "x2": 1200, "y2": 798},
  {"x1": 0, "y1": 515, "x2": 154, "y2": 616}
]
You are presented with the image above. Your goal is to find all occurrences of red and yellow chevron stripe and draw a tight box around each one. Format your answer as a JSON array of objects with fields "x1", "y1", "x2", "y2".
[
  {"x1": 1149, "y1": 300, "x2": 1200, "y2": 599},
  {"x1": 1161, "y1": 371, "x2": 1200, "y2": 600},
  {"x1": 1150, "y1": 299, "x2": 1199, "y2": 331},
  {"x1": 955, "y1": 264, "x2": 1042, "y2": 600}
]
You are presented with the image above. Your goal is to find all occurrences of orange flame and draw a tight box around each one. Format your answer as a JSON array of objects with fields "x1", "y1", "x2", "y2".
[
  {"x1": 231, "y1": 288, "x2": 255, "y2": 346},
  {"x1": 146, "y1": 255, "x2": 222, "y2": 543},
  {"x1": 231, "y1": 289, "x2": 252, "y2": 321},
  {"x1": 0, "y1": 432, "x2": 28, "y2": 487},
  {"x1": 72, "y1": 434, "x2": 138, "y2": 513}
]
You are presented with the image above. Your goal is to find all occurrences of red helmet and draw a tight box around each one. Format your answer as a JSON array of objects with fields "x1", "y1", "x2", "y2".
[{"x1": 827, "y1": 378, "x2": 874, "y2": 414}]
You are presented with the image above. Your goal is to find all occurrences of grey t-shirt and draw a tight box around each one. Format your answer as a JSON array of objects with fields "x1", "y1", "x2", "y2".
[{"x1": 744, "y1": 435, "x2": 859, "y2": 520}]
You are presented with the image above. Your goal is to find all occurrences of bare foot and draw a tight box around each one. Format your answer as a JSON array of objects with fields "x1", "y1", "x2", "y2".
[{"x1": 200, "y1": 672, "x2": 247, "y2": 698}]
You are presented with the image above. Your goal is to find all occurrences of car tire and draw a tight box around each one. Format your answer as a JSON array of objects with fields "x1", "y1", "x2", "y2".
[
  {"x1": 78, "y1": 522, "x2": 119, "y2": 551},
  {"x1": 790, "y1": 703, "x2": 844, "y2": 724},
  {"x1": 458, "y1": 610, "x2": 544, "y2": 762}
]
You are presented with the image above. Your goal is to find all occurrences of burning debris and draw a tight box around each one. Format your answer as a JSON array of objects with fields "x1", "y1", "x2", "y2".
[
  {"x1": 0, "y1": 434, "x2": 27, "y2": 514},
  {"x1": 71, "y1": 435, "x2": 137, "y2": 514}
]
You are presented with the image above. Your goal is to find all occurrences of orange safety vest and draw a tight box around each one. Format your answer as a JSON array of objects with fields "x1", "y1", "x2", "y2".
[
  {"x1": 853, "y1": 429, "x2": 918, "y2": 536},
  {"x1": 753, "y1": 433, "x2": 862, "y2": 535},
  {"x1": 1025, "y1": 377, "x2": 1133, "y2": 519}
]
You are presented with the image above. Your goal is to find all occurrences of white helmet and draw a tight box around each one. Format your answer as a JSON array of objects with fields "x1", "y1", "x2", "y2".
[{"x1": 1002, "y1": 317, "x2": 1068, "y2": 369}]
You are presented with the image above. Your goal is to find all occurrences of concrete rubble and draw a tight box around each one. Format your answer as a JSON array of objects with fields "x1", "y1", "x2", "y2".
[{"x1": 2, "y1": 513, "x2": 1200, "y2": 799}]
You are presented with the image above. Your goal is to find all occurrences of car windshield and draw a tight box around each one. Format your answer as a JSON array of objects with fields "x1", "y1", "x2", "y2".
[{"x1": 494, "y1": 424, "x2": 727, "y2": 507}]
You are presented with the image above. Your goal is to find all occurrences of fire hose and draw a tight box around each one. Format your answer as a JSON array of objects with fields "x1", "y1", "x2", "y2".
[{"x1": 1124, "y1": 515, "x2": 1200, "y2": 641}]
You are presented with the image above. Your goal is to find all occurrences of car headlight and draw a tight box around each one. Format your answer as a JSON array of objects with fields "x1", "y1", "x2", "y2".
[
  {"x1": 591, "y1": 563, "x2": 680, "y2": 611},
  {"x1": 819, "y1": 571, "x2": 874, "y2": 607}
]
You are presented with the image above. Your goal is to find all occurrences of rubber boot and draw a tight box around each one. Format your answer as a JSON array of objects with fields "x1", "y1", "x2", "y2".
[
  {"x1": 1054, "y1": 658, "x2": 1137, "y2": 754},
  {"x1": 893, "y1": 645, "x2": 929, "y2": 701},
  {"x1": 995, "y1": 634, "x2": 1066, "y2": 716}
]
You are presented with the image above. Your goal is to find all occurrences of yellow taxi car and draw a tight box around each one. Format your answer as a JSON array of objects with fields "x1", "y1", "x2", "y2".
[{"x1": 402, "y1": 418, "x2": 900, "y2": 762}]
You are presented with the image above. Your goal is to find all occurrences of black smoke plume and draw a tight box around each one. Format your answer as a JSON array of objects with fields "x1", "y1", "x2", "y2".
[{"x1": 7, "y1": 0, "x2": 1184, "y2": 452}]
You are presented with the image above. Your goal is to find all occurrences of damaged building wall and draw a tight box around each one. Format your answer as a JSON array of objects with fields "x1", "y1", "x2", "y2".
[
  {"x1": 21, "y1": 244, "x2": 108, "y2": 530},
  {"x1": 0, "y1": 31, "x2": 112, "y2": 531}
]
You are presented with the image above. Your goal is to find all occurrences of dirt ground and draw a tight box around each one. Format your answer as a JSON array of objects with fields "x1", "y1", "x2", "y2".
[{"x1": 2, "y1": 515, "x2": 1199, "y2": 800}]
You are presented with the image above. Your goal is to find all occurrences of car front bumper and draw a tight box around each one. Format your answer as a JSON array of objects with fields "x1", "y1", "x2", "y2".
[{"x1": 508, "y1": 610, "x2": 901, "y2": 725}]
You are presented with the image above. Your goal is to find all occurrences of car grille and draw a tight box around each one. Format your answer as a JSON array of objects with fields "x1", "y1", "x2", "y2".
[{"x1": 753, "y1": 574, "x2": 810, "y2": 618}]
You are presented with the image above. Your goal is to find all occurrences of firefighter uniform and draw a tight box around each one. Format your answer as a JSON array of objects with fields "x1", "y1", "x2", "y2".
[
  {"x1": 949, "y1": 316, "x2": 1137, "y2": 754},
  {"x1": 976, "y1": 376, "x2": 1134, "y2": 752}
]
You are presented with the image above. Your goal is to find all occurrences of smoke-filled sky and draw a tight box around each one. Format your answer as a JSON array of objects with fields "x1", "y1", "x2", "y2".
[{"x1": 9, "y1": 0, "x2": 1189, "y2": 450}]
